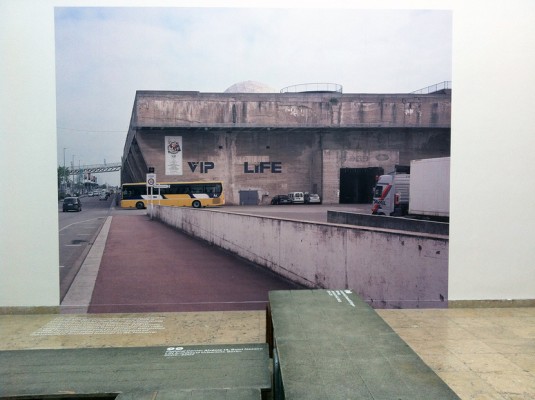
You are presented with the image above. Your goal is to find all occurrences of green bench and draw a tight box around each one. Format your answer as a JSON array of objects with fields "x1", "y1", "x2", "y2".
[
  {"x1": 268, "y1": 289, "x2": 461, "y2": 400},
  {"x1": 0, "y1": 344, "x2": 270, "y2": 399}
]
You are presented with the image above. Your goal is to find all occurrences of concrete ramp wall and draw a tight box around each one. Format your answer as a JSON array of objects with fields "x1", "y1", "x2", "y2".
[{"x1": 154, "y1": 207, "x2": 449, "y2": 309}]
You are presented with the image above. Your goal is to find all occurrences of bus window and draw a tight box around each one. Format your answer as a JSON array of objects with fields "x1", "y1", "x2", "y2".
[
  {"x1": 191, "y1": 185, "x2": 204, "y2": 194},
  {"x1": 206, "y1": 183, "x2": 222, "y2": 196},
  {"x1": 176, "y1": 185, "x2": 190, "y2": 194}
]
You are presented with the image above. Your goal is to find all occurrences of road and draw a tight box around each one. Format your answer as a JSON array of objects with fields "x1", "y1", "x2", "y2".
[
  {"x1": 58, "y1": 194, "x2": 125, "y2": 300},
  {"x1": 221, "y1": 203, "x2": 372, "y2": 223},
  {"x1": 58, "y1": 198, "x2": 371, "y2": 301}
]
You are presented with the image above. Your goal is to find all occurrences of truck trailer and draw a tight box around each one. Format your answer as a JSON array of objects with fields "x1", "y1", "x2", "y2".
[{"x1": 372, "y1": 157, "x2": 450, "y2": 220}]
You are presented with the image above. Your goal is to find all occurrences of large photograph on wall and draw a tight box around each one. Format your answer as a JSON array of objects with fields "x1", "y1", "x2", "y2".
[{"x1": 55, "y1": 7, "x2": 452, "y2": 313}]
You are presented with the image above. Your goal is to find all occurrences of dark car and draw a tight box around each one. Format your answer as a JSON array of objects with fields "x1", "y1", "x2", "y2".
[
  {"x1": 271, "y1": 195, "x2": 292, "y2": 205},
  {"x1": 63, "y1": 197, "x2": 82, "y2": 212}
]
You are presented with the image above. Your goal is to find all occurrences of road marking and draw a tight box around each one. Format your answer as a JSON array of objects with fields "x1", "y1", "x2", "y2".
[
  {"x1": 65, "y1": 244, "x2": 82, "y2": 247},
  {"x1": 59, "y1": 218, "x2": 104, "y2": 232}
]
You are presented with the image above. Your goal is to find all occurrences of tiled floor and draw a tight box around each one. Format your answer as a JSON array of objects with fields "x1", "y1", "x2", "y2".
[
  {"x1": 377, "y1": 307, "x2": 535, "y2": 400},
  {"x1": 0, "y1": 311, "x2": 266, "y2": 350},
  {"x1": 1, "y1": 307, "x2": 534, "y2": 399}
]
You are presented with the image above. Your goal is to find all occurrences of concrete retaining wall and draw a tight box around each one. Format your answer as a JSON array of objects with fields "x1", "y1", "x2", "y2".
[
  {"x1": 154, "y1": 206, "x2": 449, "y2": 309},
  {"x1": 328, "y1": 211, "x2": 449, "y2": 235}
]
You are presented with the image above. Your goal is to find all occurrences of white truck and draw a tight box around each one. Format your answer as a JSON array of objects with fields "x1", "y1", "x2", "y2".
[{"x1": 372, "y1": 157, "x2": 450, "y2": 220}]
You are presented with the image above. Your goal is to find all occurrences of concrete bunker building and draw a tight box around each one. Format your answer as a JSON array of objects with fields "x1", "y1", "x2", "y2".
[{"x1": 122, "y1": 81, "x2": 451, "y2": 205}]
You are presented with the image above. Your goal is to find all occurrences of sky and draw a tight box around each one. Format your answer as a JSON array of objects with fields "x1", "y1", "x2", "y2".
[{"x1": 55, "y1": 7, "x2": 452, "y2": 187}]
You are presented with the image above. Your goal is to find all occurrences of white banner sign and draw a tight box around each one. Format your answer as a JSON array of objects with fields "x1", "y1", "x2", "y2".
[{"x1": 165, "y1": 136, "x2": 183, "y2": 175}]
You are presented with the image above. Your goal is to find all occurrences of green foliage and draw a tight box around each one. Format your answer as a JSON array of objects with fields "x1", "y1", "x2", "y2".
[{"x1": 57, "y1": 166, "x2": 69, "y2": 188}]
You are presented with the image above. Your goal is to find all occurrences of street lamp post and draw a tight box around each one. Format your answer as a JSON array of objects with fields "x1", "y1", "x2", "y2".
[
  {"x1": 78, "y1": 160, "x2": 82, "y2": 195},
  {"x1": 63, "y1": 147, "x2": 67, "y2": 192},
  {"x1": 71, "y1": 155, "x2": 75, "y2": 194}
]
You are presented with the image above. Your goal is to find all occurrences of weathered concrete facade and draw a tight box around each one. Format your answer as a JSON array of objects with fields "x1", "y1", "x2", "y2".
[{"x1": 122, "y1": 89, "x2": 451, "y2": 205}]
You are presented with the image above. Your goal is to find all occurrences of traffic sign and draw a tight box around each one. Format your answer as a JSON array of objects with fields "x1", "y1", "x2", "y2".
[
  {"x1": 154, "y1": 184, "x2": 170, "y2": 189},
  {"x1": 146, "y1": 173, "x2": 156, "y2": 187}
]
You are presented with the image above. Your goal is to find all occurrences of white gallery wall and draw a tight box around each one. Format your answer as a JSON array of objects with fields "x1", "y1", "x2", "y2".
[
  {"x1": 448, "y1": 2, "x2": 535, "y2": 300},
  {"x1": 1, "y1": 0, "x2": 534, "y2": 308}
]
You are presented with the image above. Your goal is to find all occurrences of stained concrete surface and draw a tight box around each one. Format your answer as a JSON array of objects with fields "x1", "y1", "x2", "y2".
[
  {"x1": 1, "y1": 344, "x2": 270, "y2": 398},
  {"x1": 269, "y1": 290, "x2": 461, "y2": 399}
]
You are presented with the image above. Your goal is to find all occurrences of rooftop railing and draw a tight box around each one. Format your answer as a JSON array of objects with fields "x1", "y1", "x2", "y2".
[
  {"x1": 411, "y1": 81, "x2": 452, "y2": 95},
  {"x1": 280, "y1": 83, "x2": 343, "y2": 94}
]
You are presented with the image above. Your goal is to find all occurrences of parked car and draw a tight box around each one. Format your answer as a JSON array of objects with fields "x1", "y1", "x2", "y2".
[
  {"x1": 63, "y1": 197, "x2": 82, "y2": 212},
  {"x1": 305, "y1": 193, "x2": 322, "y2": 204},
  {"x1": 271, "y1": 195, "x2": 292, "y2": 205},
  {"x1": 288, "y1": 192, "x2": 305, "y2": 204}
]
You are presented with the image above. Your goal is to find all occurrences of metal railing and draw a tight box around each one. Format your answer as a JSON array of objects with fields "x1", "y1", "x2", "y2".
[
  {"x1": 411, "y1": 81, "x2": 451, "y2": 95},
  {"x1": 280, "y1": 83, "x2": 343, "y2": 94},
  {"x1": 67, "y1": 162, "x2": 121, "y2": 175}
]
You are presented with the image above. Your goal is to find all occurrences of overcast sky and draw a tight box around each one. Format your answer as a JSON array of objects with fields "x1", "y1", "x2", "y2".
[{"x1": 55, "y1": 7, "x2": 452, "y2": 186}]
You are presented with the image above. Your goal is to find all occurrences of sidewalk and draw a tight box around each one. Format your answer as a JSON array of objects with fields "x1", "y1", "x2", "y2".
[{"x1": 62, "y1": 214, "x2": 300, "y2": 314}]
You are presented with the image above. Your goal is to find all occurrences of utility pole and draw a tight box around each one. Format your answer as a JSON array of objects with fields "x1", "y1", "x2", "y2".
[
  {"x1": 71, "y1": 155, "x2": 75, "y2": 193},
  {"x1": 63, "y1": 147, "x2": 67, "y2": 192}
]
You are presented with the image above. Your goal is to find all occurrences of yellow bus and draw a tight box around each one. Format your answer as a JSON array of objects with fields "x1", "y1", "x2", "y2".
[{"x1": 120, "y1": 181, "x2": 225, "y2": 209}]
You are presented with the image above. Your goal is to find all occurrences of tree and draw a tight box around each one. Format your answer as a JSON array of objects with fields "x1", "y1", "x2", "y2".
[{"x1": 57, "y1": 166, "x2": 70, "y2": 190}]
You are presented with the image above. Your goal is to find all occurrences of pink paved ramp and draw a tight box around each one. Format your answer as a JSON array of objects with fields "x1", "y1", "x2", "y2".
[{"x1": 88, "y1": 215, "x2": 300, "y2": 313}]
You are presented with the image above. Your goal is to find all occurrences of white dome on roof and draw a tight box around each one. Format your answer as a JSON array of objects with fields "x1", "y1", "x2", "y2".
[{"x1": 224, "y1": 80, "x2": 276, "y2": 93}]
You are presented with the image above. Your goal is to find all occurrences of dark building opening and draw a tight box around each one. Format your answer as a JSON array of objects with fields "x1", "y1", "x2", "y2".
[
  {"x1": 239, "y1": 190, "x2": 258, "y2": 205},
  {"x1": 339, "y1": 167, "x2": 384, "y2": 204}
]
